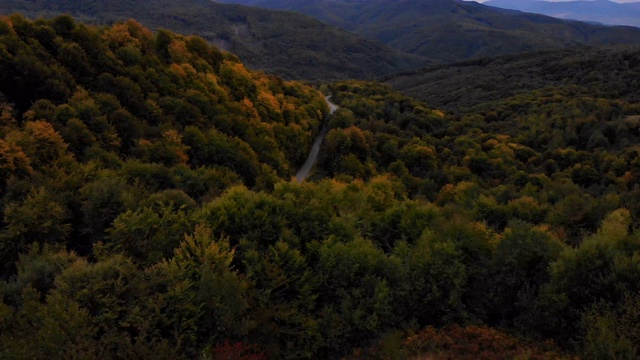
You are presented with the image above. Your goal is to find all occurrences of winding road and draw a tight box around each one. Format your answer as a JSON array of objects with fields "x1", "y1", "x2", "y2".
[{"x1": 295, "y1": 96, "x2": 338, "y2": 182}]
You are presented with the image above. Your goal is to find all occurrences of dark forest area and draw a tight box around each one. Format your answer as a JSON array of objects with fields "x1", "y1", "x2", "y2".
[{"x1": 0, "y1": 15, "x2": 639, "y2": 359}]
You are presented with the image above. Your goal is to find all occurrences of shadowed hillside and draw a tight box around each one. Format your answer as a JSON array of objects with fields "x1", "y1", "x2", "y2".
[
  {"x1": 0, "y1": 0, "x2": 427, "y2": 80},
  {"x1": 384, "y1": 45, "x2": 640, "y2": 111},
  {"x1": 220, "y1": 0, "x2": 640, "y2": 62}
]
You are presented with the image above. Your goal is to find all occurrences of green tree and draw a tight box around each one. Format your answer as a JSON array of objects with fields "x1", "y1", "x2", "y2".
[
  {"x1": 487, "y1": 221, "x2": 564, "y2": 328},
  {"x1": 243, "y1": 240, "x2": 321, "y2": 359},
  {"x1": 0, "y1": 287, "x2": 96, "y2": 359},
  {"x1": 79, "y1": 174, "x2": 143, "y2": 242},
  {"x1": 106, "y1": 203, "x2": 193, "y2": 265},
  {"x1": 581, "y1": 293, "x2": 640, "y2": 359},
  {"x1": 314, "y1": 237, "x2": 395, "y2": 356},
  {"x1": 163, "y1": 224, "x2": 251, "y2": 356},
  {"x1": 0, "y1": 187, "x2": 70, "y2": 272},
  {"x1": 538, "y1": 209, "x2": 640, "y2": 341},
  {"x1": 5, "y1": 120, "x2": 70, "y2": 169}
]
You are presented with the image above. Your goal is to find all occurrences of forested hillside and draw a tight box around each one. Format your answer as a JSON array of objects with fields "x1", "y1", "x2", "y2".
[
  {"x1": 218, "y1": 0, "x2": 640, "y2": 62},
  {"x1": 1, "y1": 14, "x2": 640, "y2": 360},
  {"x1": 0, "y1": 0, "x2": 425, "y2": 80},
  {"x1": 385, "y1": 45, "x2": 640, "y2": 111}
]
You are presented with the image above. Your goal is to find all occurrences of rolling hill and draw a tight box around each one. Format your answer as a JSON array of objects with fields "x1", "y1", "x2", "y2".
[
  {"x1": 0, "y1": 0, "x2": 427, "y2": 80},
  {"x1": 218, "y1": 0, "x2": 640, "y2": 62},
  {"x1": 384, "y1": 45, "x2": 640, "y2": 111}
]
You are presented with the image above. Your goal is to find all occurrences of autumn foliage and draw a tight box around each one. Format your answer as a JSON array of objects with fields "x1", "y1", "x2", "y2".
[{"x1": 1, "y1": 14, "x2": 640, "y2": 360}]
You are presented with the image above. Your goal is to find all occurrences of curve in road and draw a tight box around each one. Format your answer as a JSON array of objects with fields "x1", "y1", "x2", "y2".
[{"x1": 295, "y1": 96, "x2": 338, "y2": 182}]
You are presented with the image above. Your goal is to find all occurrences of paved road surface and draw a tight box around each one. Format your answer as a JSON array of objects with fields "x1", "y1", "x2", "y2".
[{"x1": 295, "y1": 96, "x2": 338, "y2": 182}]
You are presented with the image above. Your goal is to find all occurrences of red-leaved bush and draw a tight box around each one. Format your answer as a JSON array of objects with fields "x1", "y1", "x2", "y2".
[
  {"x1": 209, "y1": 340, "x2": 267, "y2": 360},
  {"x1": 403, "y1": 325, "x2": 578, "y2": 360}
]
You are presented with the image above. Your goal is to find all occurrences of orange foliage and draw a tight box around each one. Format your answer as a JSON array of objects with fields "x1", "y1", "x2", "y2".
[
  {"x1": 495, "y1": 134, "x2": 511, "y2": 142},
  {"x1": 483, "y1": 139, "x2": 500, "y2": 149},
  {"x1": 0, "y1": 139, "x2": 33, "y2": 178},
  {"x1": 1, "y1": 16, "x2": 16, "y2": 35},
  {"x1": 344, "y1": 125, "x2": 366, "y2": 141},
  {"x1": 240, "y1": 97, "x2": 259, "y2": 120},
  {"x1": 3, "y1": 120, "x2": 69, "y2": 169},
  {"x1": 168, "y1": 39, "x2": 189, "y2": 63},
  {"x1": 433, "y1": 109, "x2": 446, "y2": 118},
  {"x1": 169, "y1": 63, "x2": 187, "y2": 77},
  {"x1": 0, "y1": 102, "x2": 16, "y2": 127},
  {"x1": 281, "y1": 101, "x2": 296, "y2": 112},
  {"x1": 102, "y1": 23, "x2": 140, "y2": 49},
  {"x1": 257, "y1": 90, "x2": 280, "y2": 112},
  {"x1": 21, "y1": 120, "x2": 69, "y2": 159},
  {"x1": 123, "y1": 19, "x2": 153, "y2": 44},
  {"x1": 226, "y1": 61, "x2": 252, "y2": 79}
]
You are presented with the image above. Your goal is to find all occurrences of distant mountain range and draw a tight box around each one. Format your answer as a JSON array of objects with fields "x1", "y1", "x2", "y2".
[
  {"x1": 0, "y1": 0, "x2": 425, "y2": 80},
  {"x1": 484, "y1": 0, "x2": 640, "y2": 28},
  {"x1": 217, "y1": 0, "x2": 640, "y2": 62}
]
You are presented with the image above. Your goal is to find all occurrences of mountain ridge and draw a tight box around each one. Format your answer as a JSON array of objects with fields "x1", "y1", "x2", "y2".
[{"x1": 218, "y1": 0, "x2": 640, "y2": 62}]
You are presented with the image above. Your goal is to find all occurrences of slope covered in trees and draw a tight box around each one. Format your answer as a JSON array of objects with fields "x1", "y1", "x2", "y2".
[
  {"x1": 0, "y1": 0, "x2": 426, "y2": 80},
  {"x1": 385, "y1": 45, "x2": 640, "y2": 112},
  {"x1": 2, "y1": 15, "x2": 640, "y2": 360},
  {"x1": 218, "y1": 0, "x2": 640, "y2": 62},
  {"x1": 0, "y1": 14, "x2": 328, "y2": 263}
]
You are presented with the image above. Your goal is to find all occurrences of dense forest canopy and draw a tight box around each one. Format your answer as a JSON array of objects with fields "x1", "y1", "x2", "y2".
[
  {"x1": 385, "y1": 45, "x2": 640, "y2": 112},
  {"x1": 1, "y1": 14, "x2": 640, "y2": 360}
]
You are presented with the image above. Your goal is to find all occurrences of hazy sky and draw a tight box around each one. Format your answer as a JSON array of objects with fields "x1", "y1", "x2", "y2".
[{"x1": 471, "y1": 0, "x2": 640, "y2": 2}]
